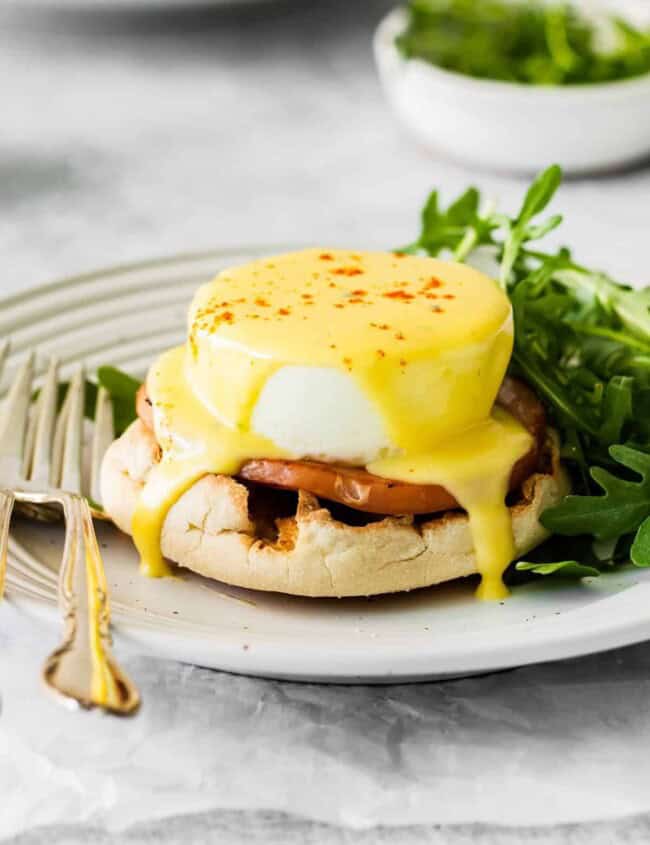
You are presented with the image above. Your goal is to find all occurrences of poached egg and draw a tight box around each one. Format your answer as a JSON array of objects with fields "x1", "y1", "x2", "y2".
[{"x1": 132, "y1": 248, "x2": 533, "y2": 599}]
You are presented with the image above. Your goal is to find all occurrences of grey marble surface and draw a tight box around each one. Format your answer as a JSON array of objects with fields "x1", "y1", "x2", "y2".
[{"x1": 2, "y1": 1, "x2": 650, "y2": 842}]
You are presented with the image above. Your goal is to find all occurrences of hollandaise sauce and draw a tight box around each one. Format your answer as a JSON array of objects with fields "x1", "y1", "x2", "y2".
[{"x1": 132, "y1": 249, "x2": 533, "y2": 599}]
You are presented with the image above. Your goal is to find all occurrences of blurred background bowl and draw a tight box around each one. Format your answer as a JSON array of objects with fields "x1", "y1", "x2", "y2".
[{"x1": 374, "y1": 6, "x2": 650, "y2": 175}]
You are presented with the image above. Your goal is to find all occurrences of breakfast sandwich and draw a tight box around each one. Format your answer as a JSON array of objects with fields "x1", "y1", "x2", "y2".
[{"x1": 101, "y1": 248, "x2": 568, "y2": 599}]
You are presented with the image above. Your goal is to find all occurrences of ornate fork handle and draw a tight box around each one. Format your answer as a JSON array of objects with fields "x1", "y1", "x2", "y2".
[
  {"x1": 0, "y1": 490, "x2": 16, "y2": 598},
  {"x1": 41, "y1": 493, "x2": 140, "y2": 715}
]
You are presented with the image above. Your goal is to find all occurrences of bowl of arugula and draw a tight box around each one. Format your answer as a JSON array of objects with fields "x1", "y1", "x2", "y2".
[{"x1": 374, "y1": 0, "x2": 650, "y2": 174}]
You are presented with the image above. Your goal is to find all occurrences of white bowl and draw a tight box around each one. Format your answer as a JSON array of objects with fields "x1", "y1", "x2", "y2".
[{"x1": 374, "y1": 7, "x2": 650, "y2": 174}]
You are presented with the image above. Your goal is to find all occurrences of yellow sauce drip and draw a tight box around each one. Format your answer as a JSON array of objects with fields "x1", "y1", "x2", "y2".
[
  {"x1": 368, "y1": 408, "x2": 532, "y2": 600},
  {"x1": 132, "y1": 249, "x2": 531, "y2": 598},
  {"x1": 132, "y1": 346, "x2": 288, "y2": 578}
]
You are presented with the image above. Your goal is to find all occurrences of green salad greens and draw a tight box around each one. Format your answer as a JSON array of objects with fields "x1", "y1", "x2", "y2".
[
  {"x1": 402, "y1": 164, "x2": 650, "y2": 581},
  {"x1": 396, "y1": 0, "x2": 650, "y2": 86}
]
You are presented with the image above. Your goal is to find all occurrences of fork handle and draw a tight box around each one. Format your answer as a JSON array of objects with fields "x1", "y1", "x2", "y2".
[
  {"x1": 0, "y1": 490, "x2": 16, "y2": 599},
  {"x1": 42, "y1": 493, "x2": 140, "y2": 715}
]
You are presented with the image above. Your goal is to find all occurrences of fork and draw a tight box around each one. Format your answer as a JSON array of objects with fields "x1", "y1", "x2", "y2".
[{"x1": 0, "y1": 344, "x2": 140, "y2": 715}]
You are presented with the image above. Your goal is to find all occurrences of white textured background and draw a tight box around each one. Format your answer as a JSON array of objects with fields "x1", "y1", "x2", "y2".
[{"x1": 2, "y1": 1, "x2": 650, "y2": 843}]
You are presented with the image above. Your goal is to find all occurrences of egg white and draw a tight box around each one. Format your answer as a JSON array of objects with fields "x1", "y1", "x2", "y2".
[{"x1": 251, "y1": 366, "x2": 397, "y2": 465}]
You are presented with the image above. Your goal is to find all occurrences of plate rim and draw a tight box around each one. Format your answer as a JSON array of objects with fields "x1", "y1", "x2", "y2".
[
  {"x1": 9, "y1": 581, "x2": 650, "y2": 683},
  {"x1": 0, "y1": 243, "x2": 299, "y2": 312}
]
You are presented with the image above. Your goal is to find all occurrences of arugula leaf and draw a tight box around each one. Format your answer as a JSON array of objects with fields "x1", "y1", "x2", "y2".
[
  {"x1": 518, "y1": 164, "x2": 563, "y2": 225},
  {"x1": 500, "y1": 164, "x2": 562, "y2": 286},
  {"x1": 97, "y1": 365, "x2": 140, "y2": 399},
  {"x1": 97, "y1": 366, "x2": 139, "y2": 436},
  {"x1": 631, "y1": 517, "x2": 650, "y2": 567},
  {"x1": 552, "y1": 269, "x2": 650, "y2": 343},
  {"x1": 542, "y1": 446, "x2": 650, "y2": 541},
  {"x1": 401, "y1": 186, "x2": 485, "y2": 257},
  {"x1": 516, "y1": 560, "x2": 600, "y2": 578},
  {"x1": 599, "y1": 377, "x2": 634, "y2": 444}
]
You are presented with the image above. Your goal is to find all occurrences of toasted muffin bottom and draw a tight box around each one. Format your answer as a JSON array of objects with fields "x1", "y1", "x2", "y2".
[{"x1": 100, "y1": 420, "x2": 569, "y2": 598}]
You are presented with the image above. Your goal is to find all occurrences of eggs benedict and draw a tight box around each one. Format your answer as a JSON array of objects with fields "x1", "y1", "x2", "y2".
[{"x1": 100, "y1": 248, "x2": 567, "y2": 599}]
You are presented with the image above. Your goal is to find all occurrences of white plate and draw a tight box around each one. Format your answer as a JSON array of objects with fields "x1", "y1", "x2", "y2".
[{"x1": 4, "y1": 248, "x2": 650, "y2": 683}]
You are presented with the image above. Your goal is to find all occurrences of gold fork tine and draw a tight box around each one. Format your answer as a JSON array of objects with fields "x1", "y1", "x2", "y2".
[
  {"x1": 0, "y1": 340, "x2": 10, "y2": 387},
  {"x1": 21, "y1": 406, "x2": 39, "y2": 481},
  {"x1": 91, "y1": 386, "x2": 114, "y2": 507},
  {"x1": 51, "y1": 383, "x2": 71, "y2": 491},
  {"x1": 30, "y1": 357, "x2": 59, "y2": 485},
  {"x1": 0, "y1": 490, "x2": 15, "y2": 598},
  {"x1": 0, "y1": 350, "x2": 34, "y2": 474},
  {"x1": 59, "y1": 365, "x2": 84, "y2": 494},
  {"x1": 0, "y1": 344, "x2": 26, "y2": 599}
]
